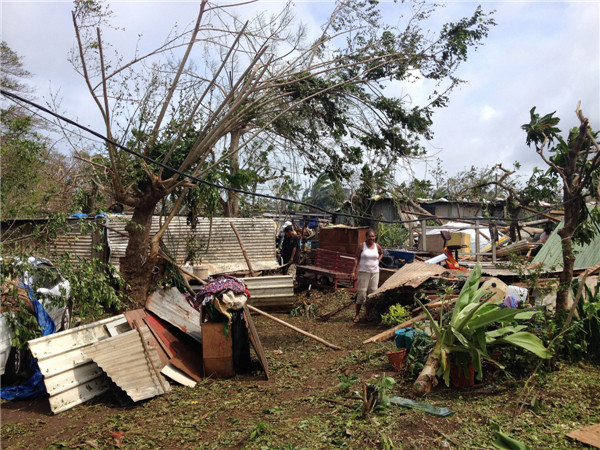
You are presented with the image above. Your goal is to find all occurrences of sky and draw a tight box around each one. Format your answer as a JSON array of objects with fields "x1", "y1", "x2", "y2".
[{"x1": 2, "y1": 0, "x2": 599, "y2": 190}]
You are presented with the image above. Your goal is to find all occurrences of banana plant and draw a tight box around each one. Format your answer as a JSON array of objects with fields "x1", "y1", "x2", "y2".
[{"x1": 413, "y1": 264, "x2": 552, "y2": 396}]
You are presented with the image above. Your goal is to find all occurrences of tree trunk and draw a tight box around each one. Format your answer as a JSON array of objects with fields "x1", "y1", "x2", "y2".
[
  {"x1": 223, "y1": 128, "x2": 242, "y2": 218},
  {"x1": 556, "y1": 195, "x2": 579, "y2": 310},
  {"x1": 120, "y1": 200, "x2": 160, "y2": 308},
  {"x1": 413, "y1": 347, "x2": 441, "y2": 396}
]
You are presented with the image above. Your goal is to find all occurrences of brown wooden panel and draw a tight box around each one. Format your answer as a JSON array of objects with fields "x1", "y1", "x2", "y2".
[
  {"x1": 145, "y1": 312, "x2": 204, "y2": 382},
  {"x1": 202, "y1": 322, "x2": 234, "y2": 378}
]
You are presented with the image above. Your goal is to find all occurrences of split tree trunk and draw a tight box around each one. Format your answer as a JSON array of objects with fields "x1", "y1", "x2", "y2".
[{"x1": 412, "y1": 348, "x2": 441, "y2": 396}]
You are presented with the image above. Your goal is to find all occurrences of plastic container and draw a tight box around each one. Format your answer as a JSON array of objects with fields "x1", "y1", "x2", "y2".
[
  {"x1": 395, "y1": 328, "x2": 431, "y2": 352},
  {"x1": 394, "y1": 327, "x2": 413, "y2": 350}
]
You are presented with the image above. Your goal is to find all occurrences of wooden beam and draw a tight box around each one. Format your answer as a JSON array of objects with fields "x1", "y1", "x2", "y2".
[
  {"x1": 247, "y1": 304, "x2": 341, "y2": 350},
  {"x1": 362, "y1": 313, "x2": 427, "y2": 344}
]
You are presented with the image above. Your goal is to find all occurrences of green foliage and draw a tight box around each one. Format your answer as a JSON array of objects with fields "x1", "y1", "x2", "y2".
[
  {"x1": 418, "y1": 264, "x2": 552, "y2": 386},
  {"x1": 380, "y1": 304, "x2": 410, "y2": 327},
  {"x1": 377, "y1": 223, "x2": 409, "y2": 248},
  {"x1": 249, "y1": 421, "x2": 269, "y2": 441},
  {"x1": 302, "y1": 173, "x2": 347, "y2": 212},
  {"x1": 405, "y1": 330, "x2": 435, "y2": 378},
  {"x1": 336, "y1": 373, "x2": 359, "y2": 393},
  {"x1": 0, "y1": 110, "x2": 47, "y2": 218},
  {"x1": 522, "y1": 107, "x2": 600, "y2": 245},
  {"x1": 369, "y1": 373, "x2": 396, "y2": 409},
  {"x1": 53, "y1": 254, "x2": 126, "y2": 321}
]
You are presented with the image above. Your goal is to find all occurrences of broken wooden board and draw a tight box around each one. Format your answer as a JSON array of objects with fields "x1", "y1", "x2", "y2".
[
  {"x1": 567, "y1": 423, "x2": 600, "y2": 448},
  {"x1": 243, "y1": 304, "x2": 270, "y2": 380},
  {"x1": 161, "y1": 363, "x2": 197, "y2": 388},
  {"x1": 146, "y1": 288, "x2": 202, "y2": 343},
  {"x1": 368, "y1": 261, "x2": 449, "y2": 299},
  {"x1": 84, "y1": 326, "x2": 170, "y2": 402},
  {"x1": 144, "y1": 312, "x2": 204, "y2": 382}
]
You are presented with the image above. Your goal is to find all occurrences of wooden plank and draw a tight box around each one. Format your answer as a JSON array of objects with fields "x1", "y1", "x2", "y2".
[
  {"x1": 144, "y1": 313, "x2": 204, "y2": 382},
  {"x1": 243, "y1": 304, "x2": 270, "y2": 380},
  {"x1": 362, "y1": 313, "x2": 428, "y2": 344}
]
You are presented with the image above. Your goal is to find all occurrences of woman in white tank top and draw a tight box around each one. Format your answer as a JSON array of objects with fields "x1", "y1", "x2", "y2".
[{"x1": 352, "y1": 228, "x2": 383, "y2": 323}]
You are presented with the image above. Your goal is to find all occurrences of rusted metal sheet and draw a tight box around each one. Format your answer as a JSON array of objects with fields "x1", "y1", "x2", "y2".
[
  {"x1": 368, "y1": 261, "x2": 447, "y2": 299},
  {"x1": 146, "y1": 288, "x2": 202, "y2": 343},
  {"x1": 144, "y1": 313, "x2": 204, "y2": 382},
  {"x1": 242, "y1": 275, "x2": 294, "y2": 310},
  {"x1": 84, "y1": 326, "x2": 170, "y2": 402},
  {"x1": 105, "y1": 216, "x2": 278, "y2": 274},
  {"x1": 28, "y1": 315, "x2": 131, "y2": 414}
]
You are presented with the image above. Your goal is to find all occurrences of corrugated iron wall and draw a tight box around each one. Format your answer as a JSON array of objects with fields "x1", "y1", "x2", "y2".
[{"x1": 105, "y1": 215, "x2": 278, "y2": 273}]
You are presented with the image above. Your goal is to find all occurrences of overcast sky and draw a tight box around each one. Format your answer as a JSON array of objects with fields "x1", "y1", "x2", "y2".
[{"x1": 2, "y1": 0, "x2": 599, "y2": 189}]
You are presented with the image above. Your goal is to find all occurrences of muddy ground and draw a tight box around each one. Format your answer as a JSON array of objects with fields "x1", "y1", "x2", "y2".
[{"x1": 2, "y1": 290, "x2": 599, "y2": 449}]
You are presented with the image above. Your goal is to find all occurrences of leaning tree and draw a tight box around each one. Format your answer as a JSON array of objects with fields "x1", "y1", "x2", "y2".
[
  {"x1": 69, "y1": 0, "x2": 495, "y2": 306},
  {"x1": 522, "y1": 103, "x2": 600, "y2": 310}
]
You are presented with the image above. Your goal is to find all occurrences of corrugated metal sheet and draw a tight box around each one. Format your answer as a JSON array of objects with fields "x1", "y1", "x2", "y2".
[
  {"x1": 242, "y1": 275, "x2": 295, "y2": 309},
  {"x1": 48, "y1": 221, "x2": 96, "y2": 264},
  {"x1": 532, "y1": 217, "x2": 600, "y2": 270},
  {"x1": 146, "y1": 288, "x2": 202, "y2": 343},
  {"x1": 105, "y1": 215, "x2": 278, "y2": 273},
  {"x1": 369, "y1": 261, "x2": 447, "y2": 298},
  {"x1": 28, "y1": 315, "x2": 131, "y2": 414},
  {"x1": 84, "y1": 326, "x2": 170, "y2": 402}
]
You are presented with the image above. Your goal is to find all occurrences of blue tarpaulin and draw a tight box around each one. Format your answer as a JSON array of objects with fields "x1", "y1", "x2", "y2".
[{"x1": 1, "y1": 285, "x2": 55, "y2": 401}]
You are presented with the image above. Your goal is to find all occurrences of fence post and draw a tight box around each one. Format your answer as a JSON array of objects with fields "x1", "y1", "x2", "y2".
[
  {"x1": 421, "y1": 219, "x2": 427, "y2": 252},
  {"x1": 475, "y1": 220, "x2": 481, "y2": 263}
]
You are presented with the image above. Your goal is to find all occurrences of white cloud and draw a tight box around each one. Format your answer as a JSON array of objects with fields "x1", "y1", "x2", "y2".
[{"x1": 480, "y1": 105, "x2": 497, "y2": 122}]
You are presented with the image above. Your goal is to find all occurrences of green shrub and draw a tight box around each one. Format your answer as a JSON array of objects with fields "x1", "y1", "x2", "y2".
[{"x1": 381, "y1": 304, "x2": 410, "y2": 327}]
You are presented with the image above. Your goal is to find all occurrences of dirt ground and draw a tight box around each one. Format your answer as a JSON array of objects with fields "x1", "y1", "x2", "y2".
[{"x1": 2, "y1": 290, "x2": 599, "y2": 449}]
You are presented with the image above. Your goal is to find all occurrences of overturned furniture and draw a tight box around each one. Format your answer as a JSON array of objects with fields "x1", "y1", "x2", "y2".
[{"x1": 297, "y1": 248, "x2": 357, "y2": 292}]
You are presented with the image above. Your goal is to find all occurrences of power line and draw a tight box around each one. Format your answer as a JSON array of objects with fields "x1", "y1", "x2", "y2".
[{"x1": 1, "y1": 89, "x2": 570, "y2": 226}]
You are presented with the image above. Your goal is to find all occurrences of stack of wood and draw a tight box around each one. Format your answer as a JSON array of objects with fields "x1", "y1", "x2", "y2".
[{"x1": 495, "y1": 239, "x2": 541, "y2": 257}]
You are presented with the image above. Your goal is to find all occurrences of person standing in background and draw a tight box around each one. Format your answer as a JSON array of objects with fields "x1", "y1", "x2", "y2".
[
  {"x1": 281, "y1": 225, "x2": 301, "y2": 276},
  {"x1": 352, "y1": 228, "x2": 383, "y2": 323}
]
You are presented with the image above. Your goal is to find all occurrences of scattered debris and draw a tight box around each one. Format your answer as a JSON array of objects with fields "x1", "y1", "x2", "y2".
[
  {"x1": 28, "y1": 315, "x2": 131, "y2": 414},
  {"x1": 566, "y1": 423, "x2": 600, "y2": 448},
  {"x1": 84, "y1": 325, "x2": 170, "y2": 402},
  {"x1": 247, "y1": 304, "x2": 341, "y2": 350},
  {"x1": 146, "y1": 288, "x2": 202, "y2": 343},
  {"x1": 368, "y1": 261, "x2": 448, "y2": 299},
  {"x1": 389, "y1": 396, "x2": 454, "y2": 417}
]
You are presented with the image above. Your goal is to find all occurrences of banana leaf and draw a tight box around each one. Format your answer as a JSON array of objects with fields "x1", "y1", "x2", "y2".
[
  {"x1": 452, "y1": 265, "x2": 482, "y2": 321},
  {"x1": 514, "y1": 311, "x2": 536, "y2": 320},
  {"x1": 485, "y1": 325, "x2": 527, "y2": 340},
  {"x1": 465, "y1": 307, "x2": 527, "y2": 331},
  {"x1": 451, "y1": 327, "x2": 470, "y2": 348},
  {"x1": 496, "y1": 332, "x2": 552, "y2": 359}
]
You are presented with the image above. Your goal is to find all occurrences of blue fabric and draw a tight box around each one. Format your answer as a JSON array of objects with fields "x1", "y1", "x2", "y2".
[
  {"x1": 27, "y1": 285, "x2": 56, "y2": 336},
  {"x1": 0, "y1": 359, "x2": 46, "y2": 401},
  {"x1": 0, "y1": 286, "x2": 54, "y2": 400}
]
